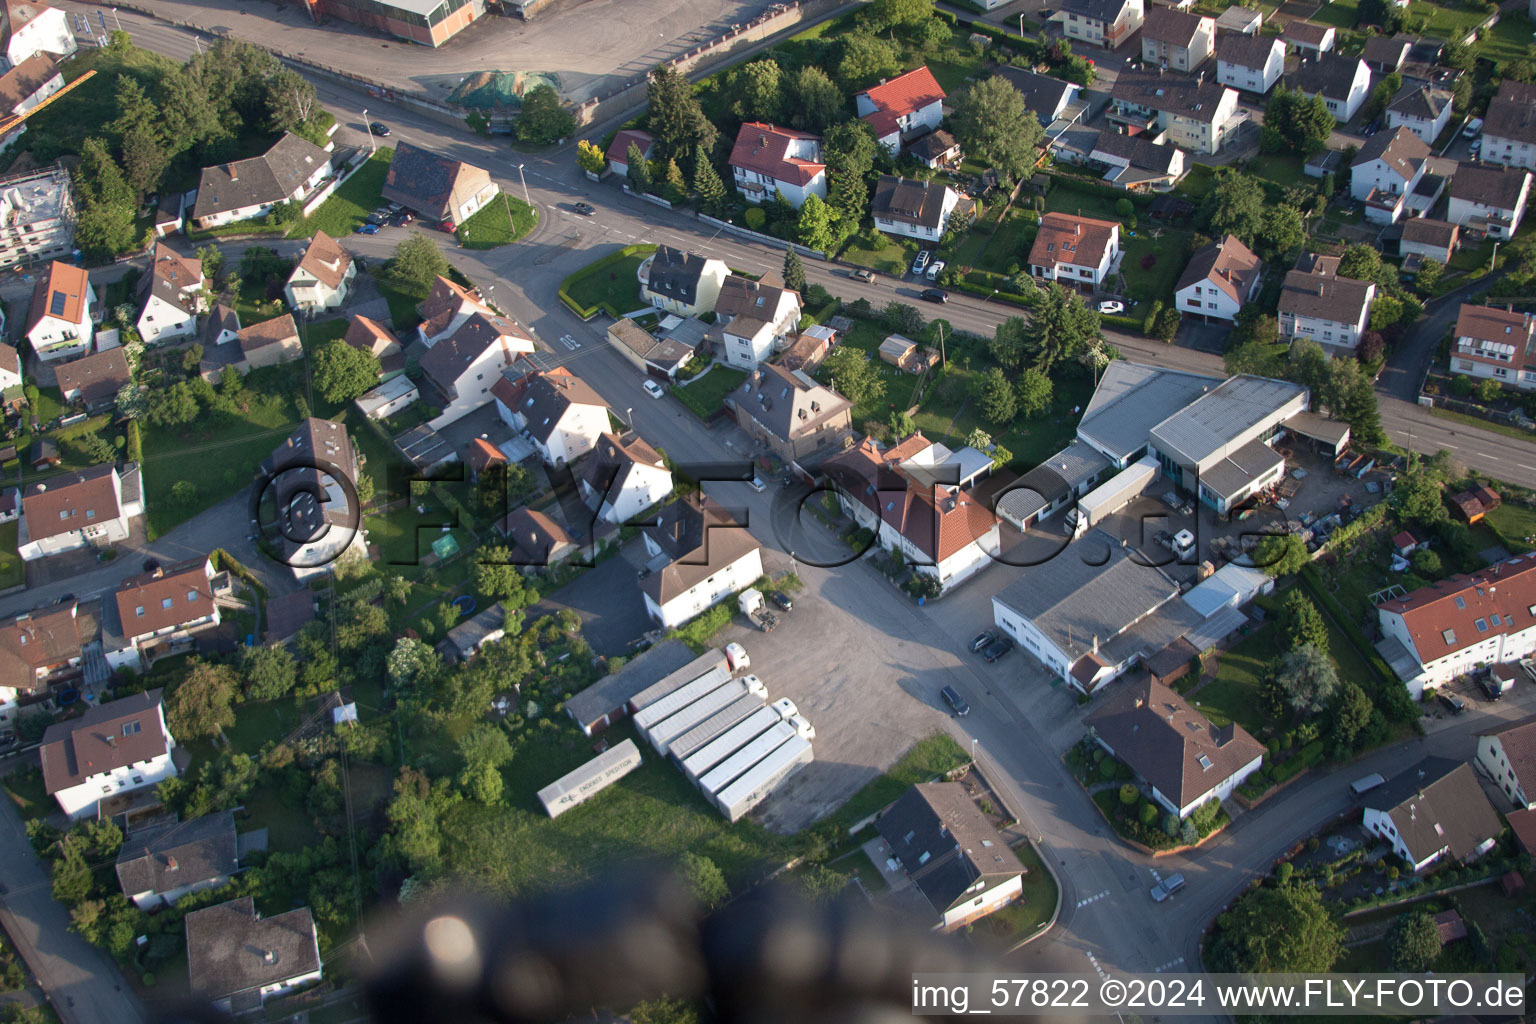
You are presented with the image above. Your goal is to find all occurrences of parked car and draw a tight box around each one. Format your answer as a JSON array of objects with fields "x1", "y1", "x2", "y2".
[
  {"x1": 389, "y1": 212, "x2": 414, "y2": 227},
  {"x1": 970, "y1": 630, "x2": 997, "y2": 652},
  {"x1": 369, "y1": 121, "x2": 392, "y2": 137},
  {"x1": 940, "y1": 685, "x2": 970, "y2": 716},
  {"x1": 1464, "y1": 117, "x2": 1484, "y2": 138},
  {"x1": 643, "y1": 380, "x2": 665, "y2": 399},
  {"x1": 925, "y1": 259, "x2": 946, "y2": 281},
  {"x1": 1150, "y1": 873, "x2": 1186, "y2": 902},
  {"x1": 980, "y1": 635, "x2": 1014, "y2": 662},
  {"x1": 573, "y1": 202, "x2": 596, "y2": 216},
  {"x1": 355, "y1": 223, "x2": 380, "y2": 235},
  {"x1": 920, "y1": 288, "x2": 948, "y2": 304},
  {"x1": 1439, "y1": 692, "x2": 1467, "y2": 715},
  {"x1": 770, "y1": 592, "x2": 793, "y2": 612},
  {"x1": 1470, "y1": 138, "x2": 1483, "y2": 156},
  {"x1": 911, "y1": 250, "x2": 931, "y2": 275},
  {"x1": 852, "y1": 268, "x2": 875, "y2": 283},
  {"x1": 1097, "y1": 299, "x2": 1125, "y2": 314},
  {"x1": 1479, "y1": 673, "x2": 1505, "y2": 700},
  {"x1": 749, "y1": 476, "x2": 766, "y2": 492}
]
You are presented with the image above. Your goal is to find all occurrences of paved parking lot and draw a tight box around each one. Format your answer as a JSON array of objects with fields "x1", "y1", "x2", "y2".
[{"x1": 526, "y1": 538, "x2": 654, "y2": 656}]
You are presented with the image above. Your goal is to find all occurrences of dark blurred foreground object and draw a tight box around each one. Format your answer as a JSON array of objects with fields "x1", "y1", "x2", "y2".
[{"x1": 357, "y1": 867, "x2": 982, "y2": 1024}]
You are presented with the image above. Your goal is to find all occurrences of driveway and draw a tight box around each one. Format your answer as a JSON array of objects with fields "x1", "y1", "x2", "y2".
[
  {"x1": 0, "y1": 778, "x2": 146, "y2": 1024},
  {"x1": 524, "y1": 538, "x2": 654, "y2": 656}
]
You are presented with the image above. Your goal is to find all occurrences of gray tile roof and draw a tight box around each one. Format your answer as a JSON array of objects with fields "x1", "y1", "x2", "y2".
[
  {"x1": 184, "y1": 897, "x2": 321, "y2": 1004},
  {"x1": 564, "y1": 639, "x2": 696, "y2": 731},
  {"x1": 1196, "y1": 437, "x2": 1284, "y2": 497},
  {"x1": 737, "y1": 364, "x2": 851, "y2": 443},
  {"x1": 1400, "y1": 217, "x2": 1457, "y2": 249},
  {"x1": 380, "y1": 141, "x2": 492, "y2": 221},
  {"x1": 1142, "y1": 5, "x2": 1207, "y2": 47},
  {"x1": 1483, "y1": 79, "x2": 1536, "y2": 144},
  {"x1": 872, "y1": 175, "x2": 952, "y2": 229},
  {"x1": 1091, "y1": 131, "x2": 1180, "y2": 172},
  {"x1": 1449, "y1": 162, "x2": 1531, "y2": 211},
  {"x1": 1389, "y1": 83, "x2": 1450, "y2": 120},
  {"x1": 993, "y1": 529, "x2": 1182, "y2": 664},
  {"x1": 646, "y1": 246, "x2": 714, "y2": 307},
  {"x1": 116, "y1": 811, "x2": 238, "y2": 899},
  {"x1": 998, "y1": 442, "x2": 1109, "y2": 522},
  {"x1": 1148, "y1": 375, "x2": 1306, "y2": 468},
  {"x1": 1061, "y1": 0, "x2": 1135, "y2": 24},
  {"x1": 517, "y1": 371, "x2": 608, "y2": 445},
  {"x1": 1111, "y1": 69, "x2": 1233, "y2": 124},
  {"x1": 1366, "y1": 757, "x2": 1504, "y2": 864},
  {"x1": 1288, "y1": 53, "x2": 1367, "y2": 102},
  {"x1": 1216, "y1": 31, "x2": 1282, "y2": 71},
  {"x1": 875, "y1": 782, "x2": 1023, "y2": 916},
  {"x1": 1353, "y1": 124, "x2": 1430, "y2": 180},
  {"x1": 1279, "y1": 257, "x2": 1375, "y2": 325},
  {"x1": 191, "y1": 133, "x2": 330, "y2": 220},
  {"x1": 1362, "y1": 34, "x2": 1412, "y2": 70},
  {"x1": 995, "y1": 67, "x2": 1077, "y2": 123},
  {"x1": 1077, "y1": 362, "x2": 1221, "y2": 462}
]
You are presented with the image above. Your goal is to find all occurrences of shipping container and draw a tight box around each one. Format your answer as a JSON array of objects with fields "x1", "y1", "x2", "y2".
[
  {"x1": 536, "y1": 739, "x2": 644, "y2": 818},
  {"x1": 713, "y1": 735, "x2": 814, "y2": 822},
  {"x1": 697, "y1": 721, "x2": 796, "y2": 795},
  {"x1": 681, "y1": 706, "x2": 783, "y2": 780},
  {"x1": 628, "y1": 650, "x2": 730, "y2": 714},
  {"x1": 646, "y1": 676, "x2": 768, "y2": 756},
  {"x1": 631, "y1": 665, "x2": 733, "y2": 733},
  {"x1": 668, "y1": 694, "x2": 767, "y2": 765},
  {"x1": 1075, "y1": 455, "x2": 1159, "y2": 533}
]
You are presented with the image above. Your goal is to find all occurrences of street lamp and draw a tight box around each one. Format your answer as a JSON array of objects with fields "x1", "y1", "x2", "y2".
[
  {"x1": 516, "y1": 163, "x2": 532, "y2": 208},
  {"x1": 362, "y1": 111, "x2": 375, "y2": 155},
  {"x1": 1018, "y1": 12, "x2": 1025, "y2": 37},
  {"x1": 112, "y1": 7, "x2": 122, "y2": 31},
  {"x1": 626, "y1": 406, "x2": 634, "y2": 430}
]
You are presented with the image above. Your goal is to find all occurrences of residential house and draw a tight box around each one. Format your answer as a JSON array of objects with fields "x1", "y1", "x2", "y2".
[
  {"x1": 418, "y1": 311, "x2": 536, "y2": 428},
  {"x1": 264, "y1": 418, "x2": 367, "y2": 578},
  {"x1": 2, "y1": 0, "x2": 76, "y2": 67},
  {"x1": 0, "y1": 602, "x2": 85, "y2": 724},
  {"x1": 1277, "y1": 253, "x2": 1377, "y2": 352},
  {"x1": 55, "y1": 346, "x2": 130, "y2": 412},
  {"x1": 115, "y1": 811, "x2": 238, "y2": 910},
  {"x1": 18, "y1": 463, "x2": 141, "y2": 561},
  {"x1": 1061, "y1": 0, "x2": 1145, "y2": 51},
  {"x1": 416, "y1": 275, "x2": 492, "y2": 346},
  {"x1": 855, "y1": 66, "x2": 947, "y2": 156},
  {"x1": 1140, "y1": 7, "x2": 1214, "y2": 72},
  {"x1": 0, "y1": 342, "x2": 20, "y2": 410},
  {"x1": 381, "y1": 142, "x2": 500, "y2": 229},
  {"x1": 496, "y1": 509, "x2": 578, "y2": 568},
  {"x1": 109, "y1": 557, "x2": 219, "y2": 672},
  {"x1": 1483, "y1": 79, "x2": 1536, "y2": 171},
  {"x1": 137, "y1": 243, "x2": 206, "y2": 345},
  {"x1": 229, "y1": 314, "x2": 302, "y2": 375},
  {"x1": 870, "y1": 175, "x2": 964, "y2": 242},
  {"x1": 0, "y1": 52, "x2": 61, "y2": 127},
  {"x1": 189, "y1": 133, "x2": 332, "y2": 230},
  {"x1": 1350, "y1": 126, "x2": 1431, "y2": 224},
  {"x1": 1449, "y1": 303, "x2": 1536, "y2": 392},
  {"x1": 1362, "y1": 34, "x2": 1412, "y2": 73},
  {"x1": 639, "y1": 494, "x2": 763, "y2": 629},
  {"x1": 908, "y1": 130, "x2": 962, "y2": 169},
  {"x1": 202, "y1": 304, "x2": 239, "y2": 348},
  {"x1": 994, "y1": 67, "x2": 1082, "y2": 127},
  {"x1": 1289, "y1": 54, "x2": 1372, "y2": 123},
  {"x1": 640, "y1": 246, "x2": 729, "y2": 317},
  {"x1": 344, "y1": 315, "x2": 404, "y2": 377},
  {"x1": 1388, "y1": 83, "x2": 1453, "y2": 145},
  {"x1": 713, "y1": 273, "x2": 801, "y2": 369},
  {"x1": 1108, "y1": 69, "x2": 1241, "y2": 154},
  {"x1": 875, "y1": 783, "x2": 1024, "y2": 931},
  {"x1": 283, "y1": 231, "x2": 355, "y2": 312},
  {"x1": 1283, "y1": 19, "x2": 1335, "y2": 57},
  {"x1": 1027, "y1": 212, "x2": 1121, "y2": 289},
  {"x1": 605, "y1": 128, "x2": 654, "y2": 178},
  {"x1": 1477, "y1": 715, "x2": 1536, "y2": 810},
  {"x1": 438, "y1": 603, "x2": 509, "y2": 662},
  {"x1": 1087, "y1": 676, "x2": 1265, "y2": 818},
  {"x1": 779, "y1": 324, "x2": 836, "y2": 372},
  {"x1": 185, "y1": 897, "x2": 322, "y2": 1014},
  {"x1": 605, "y1": 318, "x2": 696, "y2": 380},
  {"x1": 1215, "y1": 33, "x2": 1286, "y2": 94},
  {"x1": 1375, "y1": 554, "x2": 1536, "y2": 695},
  {"x1": 464, "y1": 437, "x2": 506, "y2": 483},
  {"x1": 1088, "y1": 131, "x2": 1186, "y2": 189},
  {"x1": 824, "y1": 434, "x2": 1001, "y2": 593},
  {"x1": 24, "y1": 259, "x2": 92, "y2": 361},
  {"x1": 494, "y1": 369, "x2": 609, "y2": 466},
  {"x1": 1447, "y1": 163, "x2": 1532, "y2": 240},
  {"x1": 1214, "y1": 5, "x2": 1261, "y2": 33},
  {"x1": 576, "y1": 432, "x2": 673, "y2": 525},
  {"x1": 1362, "y1": 758, "x2": 1503, "y2": 872},
  {"x1": 0, "y1": 164, "x2": 76, "y2": 270},
  {"x1": 732, "y1": 363, "x2": 852, "y2": 461},
  {"x1": 39, "y1": 689, "x2": 177, "y2": 819},
  {"x1": 1174, "y1": 234, "x2": 1262, "y2": 322},
  {"x1": 1398, "y1": 218, "x2": 1459, "y2": 265},
  {"x1": 728, "y1": 122, "x2": 827, "y2": 208}
]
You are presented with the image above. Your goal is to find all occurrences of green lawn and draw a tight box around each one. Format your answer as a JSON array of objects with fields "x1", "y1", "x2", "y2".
[
  {"x1": 378, "y1": 280, "x2": 424, "y2": 332},
  {"x1": 909, "y1": 352, "x2": 1092, "y2": 470},
  {"x1": 827, "y1": 733, "x2": 969, "y2": 830},
  {"x1": 1308, "y1": 0, "x2": 1358, "y2": 29},
  {"x1": 1484, "y1": 499, "x2": 1536, "y2": 552},
  {"x1": 562, "y1": 251, "x2": 652, "y2": 317},
  {"x1": 0, "y1": 521, "x2": 22, "y2": 591},
  {"x1": 363, "y1": 494, "x2": 476, "y2": 569},
  {"x1": 289, "y1": 148, "x2": 394, "y2": 239},
  {"x1": 822, "y1": 318, "x2": 922, "y2": 424},
  {"x1": 2, "y1": 766, "x2": 50, "y2": 822},
  {"x1": 1188, "y1": 624, "x2": 1274, "y2": 734},
  {"x1": 840, "y1": 233, "x2": 911, "y2": 276},
  {"x1": 1475, "y1": 11, "x2": 1536, "y2": 67},
  {"x1": 975, "y1": 841, "x2": 1058, "y2": 947},
  {"x1": 1120, "y1": 230, "x2": 1186, "y2": 311},
  {"x1": 675, "y1": 365, "x2": 749, "y2": 419},
  {"x1": 457, "y1": 194, "x2": 538, "y2": 249},
  {"x1": 1042, "y1": 180, "x2": 1124, "y2": 222},
  {"x1": 1246, "y1": 154, "x2": 1309, "y2": 191}
]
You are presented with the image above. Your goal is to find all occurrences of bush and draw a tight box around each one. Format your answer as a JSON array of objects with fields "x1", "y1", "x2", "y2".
[
  {"x1": 744, "y1": 208, "x2": 767, "y2": 231},
  {"x1": 1098, "y1": 757, "x2": 1117, "y2": 779},
  {"x1": 1276, "y1": 862, "x2": 1294, "y2": 885},
  {"x1": 1137, "y1": 801, "x2": 1157, "y2": 826},
  {"x1": 1114, "y1": 198, "x2": 1134, "y2": 218},
  {"x1": 1118, "y1": 783, "x2": 1138, "y2": 805}
]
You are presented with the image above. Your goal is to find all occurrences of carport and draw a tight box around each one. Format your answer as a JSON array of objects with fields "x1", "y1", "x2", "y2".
[{"x1": 1285, "y1": 412, "x2": 1352, "y2": 457}]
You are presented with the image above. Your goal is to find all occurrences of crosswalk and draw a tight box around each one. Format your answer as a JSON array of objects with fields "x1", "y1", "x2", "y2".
[
  {"x1": 1075, "y1": 889, "x2": 1110, "y2": 909},
  {"x1": 1154, "y1": 956, "x2": 1186, "y2": 973},
  {"x1": 1085, "y1": 951, "x2": 1110, "y2": 981}
]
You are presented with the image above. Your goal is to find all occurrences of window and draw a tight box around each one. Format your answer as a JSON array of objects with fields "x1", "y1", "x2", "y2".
[
  {"x1": 161, "y1": 598, "x2": 173, "y2": 610},
  {"x1": 1475, "y1": 618, "x2": 1489, "y2": 632},
  {"x1": 1198, "y1": 754, "x2": 1213, "y2": 770},
  {"x1": 187, "y1": 590, "x2": 199, "y2": 602},
  {"x1": 123, "y1": 721, "x2": 140, "y2": 736},
  {"x1": 1207, "y1": 302, "x2": 1217, "y2": 309},
  {"x1": 132, "y1": 776, "x2": 143, "y2": 784},
  {"x1": 135, "y1": 606, "x2": 145, "y2": 617},
  {"x1": 1442, "y1": 628, "x2": 1457, "y2": 644},
  {"x1": 85, "y1": 509, "x2": 94, "y2": 520},
  {"x1": 1454, "y1": 596, "x2": 1466, "y2": 609}
]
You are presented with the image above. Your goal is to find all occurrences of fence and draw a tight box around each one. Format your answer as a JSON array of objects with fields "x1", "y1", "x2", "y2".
[
  {"x1": 1419, "y1": 392, "x2": 1536, "y2": 434},
  {"x1": 696, "y1": 213, "x2": 828, "y2": 260}
]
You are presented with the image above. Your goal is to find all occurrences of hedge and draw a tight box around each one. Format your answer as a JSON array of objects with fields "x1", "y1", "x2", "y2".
[
  {"x1": 1268, "y1": 739, "x2": 1326, "y2": 785},
  {"x1": 211, "y1": 547, "x2": 267, "y2": 600},
  {"x1": 185, "y1": 219, "x2": 289, "y2": 242},
  {"x1": 558, "y1": 243, "x2": 658, "y2": 320},
  {"x1": 1044, "y1": 172, "x2": 1157, "y2": 208},
  {"x1": 1298, "y1": 563, "x2": 1407, "y2": 711},
  {"x1": 125, "y1": 420, "x2": 143, "y2": 465},
  {"x1": 1100, "y1": 314, "x2": 1145, "y2": 334}
]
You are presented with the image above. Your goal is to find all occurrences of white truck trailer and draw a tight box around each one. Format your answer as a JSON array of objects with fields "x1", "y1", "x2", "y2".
[
  {"x1": 631, "y1": 665, "x2": 733, "y2": 735},
  {"x1": 536, "y1": 739, "x2": 644, "y2": 818},
  {"x1": 697, "y1": 721, "x2": 797, "y2": 795},
  {"x1": 646, "y1": 675, "x2": 768, "y2": 756},
  {"x1": 681, "y1": 705, "x2": 783, "y2": 780},
  {"x1": 667, "y1": 694, "x2": 767, "y2": 766},
  {"x1": 1065, "y1": 455, "x2": 1160, "y2": 537},
  {"x1": 712, "y1": 734, "x2": 814, "y2": 822},
  {"x1": 627, "y1": 649, "x2": 731, "y2": 714}
]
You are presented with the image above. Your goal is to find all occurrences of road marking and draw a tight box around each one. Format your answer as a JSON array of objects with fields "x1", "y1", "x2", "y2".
[
  {"x1": 1085, "y1": 951, "x2": 1110, "y2": 981},
  {"x1": 1520, "y1": 464, "x2": 1536, "y2": 471},
  {"x1": 1155, "y1": 957, "x2": 1186, "y2": 973},
  {"x1": 1475, "y1": 452, "x2": 1497, "y2": 459},
  {"x1": 1441, "y1": 443, "x2": 1459, "y2": 449},
  {"x1": 559, "y1": 334, "x2": 581, "y2": 350},
  {"x1": 1076, "y1": 889, "x2": 1110, "y2": 908}
]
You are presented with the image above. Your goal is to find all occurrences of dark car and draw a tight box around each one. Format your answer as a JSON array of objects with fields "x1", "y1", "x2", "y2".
[
  {"x1": 389, "y1": 212, "x2": 414, "y2": 227},
  {"x1": 770, "y1": 592, "x2": 793, "y2": 612},
  {"x1": 980, "y1": 635, "x2": 1015, "y2": 663},
  {"x1": 940, "y1": 685, "x2": 970, "y2": 717},
  {"x1": 573, "y1": 202, "x2": 596, "y2": 216},
  {"x1": 369, "y1": 121, "x2": 392, "y2": 137},
  {"x1": 970, "y1": 630, "x2": 997, "y2": 653},
  {"x1": 920, "y1": 288, "x2": 948, "y2": 304},
  {"x1": 1439, "y1": 692, "x2": 1467, "y2": 715}
]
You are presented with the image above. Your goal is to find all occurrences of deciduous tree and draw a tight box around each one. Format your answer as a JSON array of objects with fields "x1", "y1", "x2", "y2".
[
  {"x1": 678, "y1": 852, "x2": 729, "y2": 909},
  {"x1": 1388, "y1": 910, "x2": 1441, "y2": 972},
  {"x1": 167, "y1": 660, "x2": 239, "y2": 741},
  {"x1": 1274, "y1": 643, "x2": 1340, "y2": 716},
  {"x1": 796, "y1": 193, "x2": 836, "y2": 252},
  {"x1": 515, "y1": 84, "x2": 576, "y2": 144},
  {"x1": 1279, "y1": 591, "x2": 1329, "y2": 654},
  {"x1": 240, "y1": 645, "x2": 297, "y2": 701},
  {"x1": 976, "y1": 366, "x2": 1017, "y2": 425},
  {"x1": 384, "y1": 233, "x2": 451, "y2": 297},
  {"x1": 786, "y1": 66, "x2": 846, "y2": 132},
  {"x1": 1204, "y1": 169, "x2": 1266, "y2": 246},
  {"x1": 950, "y1": 75, "x2": 1043, "y2": 183},
  {"x1": 731, "y1": 60, "x2": 784, "y2": 123},
  {"x1": 266, "y1": 68, "x2": 317, "y2": 132},
  {"x1": 313, "y1": 339, "x2": 382, "y2": 404},
  {"x1": 1208, "y1": 882, "x2": 1344, "y2": 972},
  {"x1": 1015, "y1": 367, "x2": 1053, "y2": 418},
  {"x1": 820, "y1": 346, "x2": 885, "y2": 406},
  {"x1": 1253, "y1": 532, "x2": 1308, "y2": 577}
]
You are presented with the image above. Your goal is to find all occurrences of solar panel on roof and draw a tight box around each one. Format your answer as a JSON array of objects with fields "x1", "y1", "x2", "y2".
[{"x1": 48, "y1": 290, "x2": 66, "y2": 317}]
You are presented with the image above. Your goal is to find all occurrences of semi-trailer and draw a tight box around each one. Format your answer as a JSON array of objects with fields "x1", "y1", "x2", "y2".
[
  {"x1": 680, "y1": 705, "x2": 782, "y2": 780},
  {"x1": 712, "y1": 734, "x2": 814, "y2": 822},
  {"x1": 631, "y1": 665, "x2": 733, "y2": 734},
  {"x1": 696, "y1": 721, "x2": 796, "y2": 795},
  {"x1": 627, "y1": 649, "x2": 730, "y2": 714},
  {"x1": 645, "y1": 675, "x2": 768, "y2": 756}
]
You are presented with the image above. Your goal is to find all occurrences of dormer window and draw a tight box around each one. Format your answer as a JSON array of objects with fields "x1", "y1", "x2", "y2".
[{"x1": 122, "y1": 721, "x2": 140, "y2": 736}]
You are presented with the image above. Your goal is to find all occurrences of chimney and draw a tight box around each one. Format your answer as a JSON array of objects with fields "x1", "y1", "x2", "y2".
[
  {"x1": 262, "y1": 950, "x2": 279, "y2": 966},
  {"x1": 228, "y1": 164, "x2": 238, "y2": 181},
  {"x1": 165, "y1": 855, "x2": 178, "y2": 871}
]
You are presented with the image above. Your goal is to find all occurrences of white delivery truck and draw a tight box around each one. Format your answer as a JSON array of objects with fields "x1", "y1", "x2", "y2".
[
  {"x1": 667, "y1": 694, "x2": 766, "y2": 766},
  {"x1": 1066, "y1": 455, "x2": 1160, "y2": 537},
  {"x1": 697, "y1": 721, "x2": 796, "y2": 795},
  {"x1": 681, "y1": 706, "x2": 783, "y2": 779},
  {"x1": 631, "y1": 665, "x2": 733, "y2": 735},
  {"x1": 713, "y1": 734, "x2": 814, "y2": 822},
  {"x1": 647, "y1": 675, "x2": 768, "y2": 756}
]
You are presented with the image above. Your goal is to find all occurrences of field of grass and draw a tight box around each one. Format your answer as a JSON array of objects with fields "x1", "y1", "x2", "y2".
[
  {"x1": 289, "y1": 148, "x2": 394, "y2": 239},
  {"x1": 840, "y1": 233, "x2": 911, "y2": 276},
  {"x1": 563, "y1": 251, "x2": 650, "y2": 316},
  {"x1": 1484, "y1": 498, "x2": 1536, "y2": 551},
  {"x1": 975, "y1": 841, "x2": 1058, "y2": 947},
  {"x1": 675, "y1": 364, "x2": 749, "y2": 419},
  {"x1": 825, "y1": 318, "x2": 923, "y2": 422},
  {"x1": 910, "y1": 353, "x2": 1093, "y2": 469},
  {"x1": 828, "y1": 733, "x2": 970, "y2": 830},
  {"x1": 1246, "y1": 154, "x2": 1309, "y2": 190},
  {"x1": 1188, "y1": 623, "x2": 1274, "y2": 733},
  {"x1": 1475, "y1": 12, "x2": 1536, "y2": 66},
  {"x1": 2, "y1": 766, "x2": 50, "y2": 822},
  {"x1": 457, "y1": 194, "x2": 538, "y2": 249},
  {"x1": 0, "y1": 521, "x2": 22, "y2": 591}
]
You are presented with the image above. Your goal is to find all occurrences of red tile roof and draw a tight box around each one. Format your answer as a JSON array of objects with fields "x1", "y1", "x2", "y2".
[
  {"x1": 115, "y1": 557, "x2": 215, "y2": 642},
  {"x1": 21, "y1": 463, "x2": 120, "y2": 542},
  {"x1": 1030, "y1": 212, "x2": 1120, "y2": 271},
  {"x1": 858, "y1": 67, "x2": 946, "y2": 138},
  {"x1": 39, "y1": 689, "x2": 170, "y2": 794},
  {"x1": 1378, "y1": 555, "x2": 1536, "y2": 664},
  {"x1": 466, "y1": 437, "x2": 507, "y2": 474},
  {"x1": 1478, "y1": 713, "x2": 1536, "y2": 799},
  {"x1": 605, "y1": 129, "x2": 654, "y2": 167},
  {"x1": 729, "y1": 122, "x2": 825, "y2": 187},
  {"x1": 25, "y1": 260, "x2": 89, "y2": 333}
]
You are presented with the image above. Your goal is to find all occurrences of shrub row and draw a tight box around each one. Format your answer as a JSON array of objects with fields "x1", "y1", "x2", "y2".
[
  {"x1": 210, "y1": 547, "x2": 267, "y2": 600},
  {"x1": 1100, "y1": 314, "x2": 1145, "y2": 334},
  {"x1": 558, "y1": 243, "x2": 658, "y2": 320}
]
